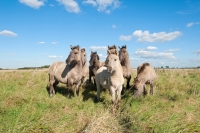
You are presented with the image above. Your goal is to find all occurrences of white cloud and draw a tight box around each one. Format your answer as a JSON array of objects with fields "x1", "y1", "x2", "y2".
[
  {"x1": 82, "y1": 0, "x2": 120, "y2": 13},
  {"x1": 112, "y1": 24, "x2": 116, "y2": 28},
  {"x1": 119, "y1": 35, "x2": 132, "y2": 41},
  {"x1": 146, "y1": 46, "x2": 158, "y2": 50},
  {"x1": 38, "y1": 41, "x2": 45, "y2": 44},
  {"x1": 133, "y1": 30, "x2": 182, "y2": 42},
  {"x1": 0, "y1": 30, "x2": 18, "y2": 37},
  {"x1": 134, "y1": 46, "x2": 176, "y2": 59},
  {"x1": 186, "y1": 22, "x2": 199, "y2": 27},
  {"x1": 130, "y1": 58, "x2": 139, "y2": 61},
  {"x1": 57, "y1": 0, "x2": 80, "y2": 13},
  {"x1": 48, "y1": 55, "x2": 63, "y2": 58},
  {"x1": 19, "y1": 0, "x2": 45, "y2": 9},
  {"x1": 51, "y1": 42, "x2": 58, "y2": 44},
  {"x1": 165, "y1": 49, "x2": 180, "y2": 53},
  {"x1": 194, "y1": 50, "x2": 200, "y2": 55},
  {"x1": 160, "y1": 62, "x2": 164, "y2": 65},
  {"x1": 82, "y1": 0, "x2": 97, "y2": 6},
  {"x1": 98, "y1": 54, "x2": 107, "y2": 58},
  {"x1": 50, "y1": 4, "x2": 54, "y2": 6},
  {"x1": 89, "y1": 46, "x2": 107, "y2": 51}
]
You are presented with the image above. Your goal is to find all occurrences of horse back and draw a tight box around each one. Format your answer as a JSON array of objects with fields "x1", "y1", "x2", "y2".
[{"x1": 138, "y1": 65, "x2": 156, "y2": 83}]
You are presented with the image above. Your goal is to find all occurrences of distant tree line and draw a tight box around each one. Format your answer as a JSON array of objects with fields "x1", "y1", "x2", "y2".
[
  {"x1": 18, "y1": 65, "x2": 50, "y2": 70},
  {"x1": 157, "y1": 66, "x2": 200, "y2": 69}
]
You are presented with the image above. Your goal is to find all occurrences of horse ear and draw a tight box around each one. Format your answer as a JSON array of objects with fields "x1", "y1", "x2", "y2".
[
  {"x1": 118, "y1": 46, "x2": 121, "y2": 49},
  {"x1": 77, "y1": 46, "x2": 80, "y2": 51},
  {"x1": 114, "y1": 45, "x2": 116, "y2": 49},
  {"x1": 97, "y1": 54, "x2": 99, "y2": 60},
  {"x1": 125, "y1": 45, "x2": 126, "y2": 49},
  {"x1": 114, "y1": 49, "x2": 118, "y2": 55},
  {"x1": 107, "y1": 50, "x2": 111, "y2": 55},
  {"x1": 81, "y1": 48, "x2": 85, "y2": 52},
  {"x1": 108, "y1": 45, "x2": 110, "y2": 49},
  {"x1": 70, "y1": 45, "x2": 73, "y2": 50}
]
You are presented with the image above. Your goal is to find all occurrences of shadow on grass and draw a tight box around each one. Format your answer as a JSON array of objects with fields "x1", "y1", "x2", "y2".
[
  {"x1": 81, "y1": 83, "x2": 98, "y2": 103},
  {"x1": 46, "y1": 85, "x2": 70, "y2": 98}
]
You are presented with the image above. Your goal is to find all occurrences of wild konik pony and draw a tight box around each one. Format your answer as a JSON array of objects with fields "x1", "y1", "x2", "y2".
[
  {"x1": 89, "y1": 51, "x2": 104, "y2": 86},
  {"x1": 118, "y1": 45, "x2": 132, "y2": 89},
  {"x1": 48, "y1": 45, "x2": 85, "y2": 98},
  {"x1": 95, "y1": 49, "x2": 124, "y2": 112},
  {"x1": 133, "y1": 63, "x2": 156, "y2": 97}
]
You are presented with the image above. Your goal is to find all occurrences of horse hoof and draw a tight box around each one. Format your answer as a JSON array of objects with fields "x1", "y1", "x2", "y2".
[{"x1": 68, "y1": 95, "x2": 72, "y2": 99}]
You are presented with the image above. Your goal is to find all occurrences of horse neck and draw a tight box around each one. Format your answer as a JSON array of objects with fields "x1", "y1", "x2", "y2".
[
  {"x1": 74, "y1": 56, "x2": 83, "y2": 71},
  {"x1": 111, "y1": 61, "x2": 123, "y2": 77},
  {"x1": 121, "y1": 56, "x2": 131, "y2": 68},
  {"x1": 93, "y1": 59, "x2": 101, "y2": 69}
]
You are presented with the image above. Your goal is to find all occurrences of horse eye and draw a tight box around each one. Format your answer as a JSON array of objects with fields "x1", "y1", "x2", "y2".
[
  {"x1": 75, "y1": 52, "x2": 78, "y2": 54},
  {"x1": 114, "y1": 59, "x2": 117, "y2": 61}
]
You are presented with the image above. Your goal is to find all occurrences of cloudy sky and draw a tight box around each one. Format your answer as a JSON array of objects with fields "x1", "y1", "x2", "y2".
[{"x1": 0, "y1": 0, "x2": 200, "y2": 69}]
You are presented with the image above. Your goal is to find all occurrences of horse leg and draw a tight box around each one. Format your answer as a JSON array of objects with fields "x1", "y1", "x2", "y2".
[
  {"x1": 49, "y1": 74, "x2": 56, "y2": 97},
  {"x1": 49, "y1": 84, "x2": 54, "y2": 97},
  {"x1": 67, "y1": 82, "x2": 73, "y2": 99},
  {"x1": 53, "y1": 80, "x2": 59, "y2": 94},
  {"x1": 76, "y1": 81, "x2": 81, "y2": 96},
  {"x1": 116, "y1": 86, "x2": 123, "y2": 109},
  {"x1": 143, "y1": 85, "x2": 147, "y2": 96},
  {"x1": 93, "y1": 76, "x2": 96, "y2": 86},
  {"x1": 110, "y1": 87, "x2": 116, "y2": 114},
  {"x1": 150, "y1": 83, "x2": 154, "y2": 95},
  {"x1": 126, "y1": 76, "x2": 131, "y2": 89},
  {"x1": 96, "y1": 81, "x2": 101, "y2": 102},
  {"x1": 89, "y1": 74, "x2": 92, "y2": 83}
]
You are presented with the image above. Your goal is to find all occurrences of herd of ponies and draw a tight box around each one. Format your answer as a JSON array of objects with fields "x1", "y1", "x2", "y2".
[{"x1": 48, "y1": 45, "x2": 157, "y2": 111}]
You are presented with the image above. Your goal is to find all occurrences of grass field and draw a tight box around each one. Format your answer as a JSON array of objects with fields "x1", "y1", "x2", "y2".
[{"x1": 0, "y1": 69, "x2": 200, "y2": 133}]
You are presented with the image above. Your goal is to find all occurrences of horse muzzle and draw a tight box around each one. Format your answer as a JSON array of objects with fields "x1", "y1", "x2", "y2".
[{"x1": 107, "y1": 66, "x2": 113, "y2": 73}]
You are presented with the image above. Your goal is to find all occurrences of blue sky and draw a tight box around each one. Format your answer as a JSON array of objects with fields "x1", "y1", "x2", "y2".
[{"x1": 0, "y1": 0, "x2": 200, "y2": 69}]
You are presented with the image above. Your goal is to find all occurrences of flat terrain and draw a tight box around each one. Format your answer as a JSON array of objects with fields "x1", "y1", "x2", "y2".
[{"x1": 0, "y1": 69, "x2": 200, "y2": 132}]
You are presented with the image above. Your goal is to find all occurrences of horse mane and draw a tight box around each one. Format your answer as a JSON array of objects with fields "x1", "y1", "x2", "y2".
[
  {"x1": 108, "y1": 45, "x2": 117, "y2": 50},
  {"x1": 81, "y1": 48, "x2": 86, "y2": 66},
  {"x1": 70, "y1": 45, "x2": 80, "y2": 50},
  {"x1": 107, "y1": 49, "x2": 118, "y2": 55},
  {"x1": 93, "y1": 52, "x2": 100, "y2": 60},
  {"x1": 121, "y1": 45, "x2": 126, "y2": 49},
  {"x1": 137, "y1": 63, "x2": 150, "y2": 74}
]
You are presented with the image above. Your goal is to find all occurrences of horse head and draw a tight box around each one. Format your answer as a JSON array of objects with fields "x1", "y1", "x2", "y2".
[
  {"x1": 66, "y1": 45, "x2": 81, "y2": 65},
  {"x1": 108, "y1": 44, "x2": 118, "y2": 55},
  {"x1": 133, "y1": 77, "x2": 145, "y2": 97},
  {"x1": 81, "y1": 48, "x2": 87, "y2": 66},
  {"x1": 118, "y1": 45, "x2": 128, "y2": 64},
  {"x1": 105, "y1": 49, "x2": 119, "y2": 73},
  {"x1": 89, "y1": 51, "x2": 99, "y2": 66}
]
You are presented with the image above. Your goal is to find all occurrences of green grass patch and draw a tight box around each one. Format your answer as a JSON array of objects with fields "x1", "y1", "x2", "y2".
[{"x1": 0, "y1": 69, "x2": 200, "y2": 132}]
